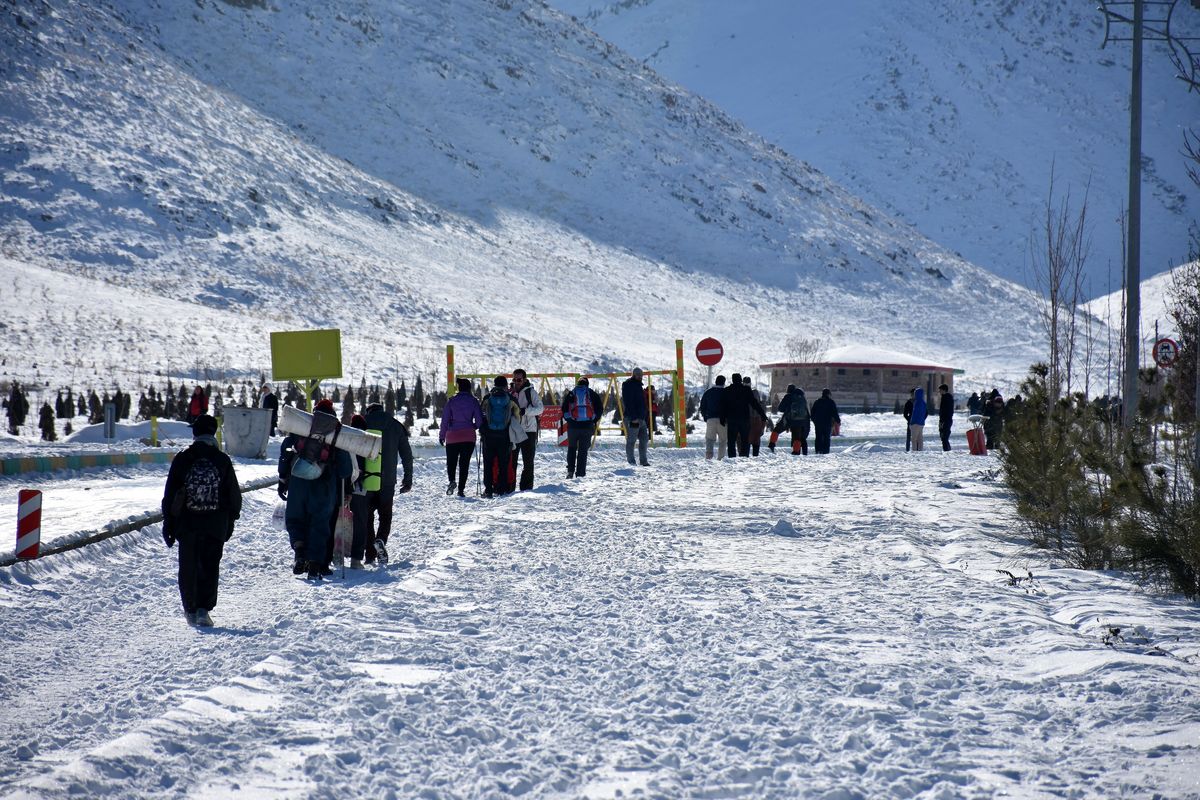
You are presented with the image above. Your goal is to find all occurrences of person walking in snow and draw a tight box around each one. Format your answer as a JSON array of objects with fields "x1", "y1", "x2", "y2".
[
  {"x1": 903, "y1": 388, "x2": 915, "y2": 452},
  {"x1": 562, "y1": 377, "x2": 603, "y2": 478},
  {"x1": 260, "y1": 383, "x2": 279, "y2": 437},
  {"x1": 967, "y1": 392, "x2": 982, "y2": 417},
  {"x1": 909, "y1": 388, "x2": 928, "y2": 451},
  {"x1": 360, "y1": 401, "x2": 413, "y2": 564},
  {"x1": 769, "y1": 385, "x2": 809, "y2": 455},
  {"x1": 277, "y1": 398, "x2": 352, "y2": 579},
  {"x1": 622, "y1": 368, "x2": 651, "y2": 466},
  {"x1": 983, "y1": 390, "x2": 1005, "y2": 450},
  {"x1": 744, "y1": 376, "x2": 767, "y2": 456},
  {"x1": 700, "y1": 375, "x2": 727, "y2": 461},
  {"x1": 937, "y1": 383, "x2": 954, "y2": 452},
  {"x1": 720, "y1": 372, "x2": 767, "y2": 458},
  {"x1": 161, "y1": 414, "x2": 242, "y2": 626},
  {"x1": 480, "y1": 376, "x2": 524, "y2": 497},
  {"x1": 440, "y1": 378, "x2": 483, "y2": 497},
  {"x1": 187, "y1": 386, "x2": 208, "y2": 426},
  {"x1": 509, "y1": 368, "x2": 544, "y2": 490},
  {"x1": 809, "y1": 388, "x2": 840, "y2": 455}
]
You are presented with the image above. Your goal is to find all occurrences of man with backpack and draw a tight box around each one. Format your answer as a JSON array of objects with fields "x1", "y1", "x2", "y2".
[
  {"x1": 509, "y1": 368, "x2": 544, "y2": 491},
  {"x1": 700, "y1": 376, "x2": 727, "y2": 461},
  {"x1": 562, "y1": 377, "x2": 604, "y2": 478},
  {"x1": 161, "y1": 414, "x2": 242, "y2": 627},
  {"x1": 768, "y1": 384, "x2": 810, "y2": 455},
  {"x1": 361, "y1": 401, "x2": 413, "y2": 564},
  {"x1": 621, "y1": 368, "x2": 651, "y2": 467},
  {"x1": 481, "y1": 376, "x2": 524, "y2": 497},
  {"x1": 277, "y1": 399, "x2": 353, "y2": 579}
]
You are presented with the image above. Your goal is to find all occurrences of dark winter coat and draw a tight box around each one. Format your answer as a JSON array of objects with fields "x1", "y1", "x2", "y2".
[
  {"x1": 261, "y1": 390, "x2": 279, "y2": 434},
  {"x1": 622, "y1": 377, "x2": 648, "y2": 422},
  {"x1": 967, "y1": 393, "x2": 982, "y2": 416},
  {"x1": 809, "y1": 395, "x2": 840, "y2": 429},
  {"x1": 364, "y1": 405, "x2": 414, "y2": 490},
  {"x1": 903, "y1": 398, "x2": 914, "y2": 423},
  {"x1": 939, "y1": 392, "x2": 954, "y2": 427},
  {"x1": 278, "y1": 433, "x2": 353, "y2": 512},
  {"x1": 719, "y1": 383, "x2": 766, "y2": 425},
  {"x1": 162, "y1": 439, "x2": 242, "y2": 542},
  {"x1": 699, "y1": 385, "x2": 724, "y2": 420},
  {"x1": 778, "y1": 389, "x2": 809, "y2": 423}
]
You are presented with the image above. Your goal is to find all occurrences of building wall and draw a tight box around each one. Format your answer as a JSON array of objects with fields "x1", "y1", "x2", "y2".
[{"x1": 768, "y1": 366, "x2": 956, "y2": 412}]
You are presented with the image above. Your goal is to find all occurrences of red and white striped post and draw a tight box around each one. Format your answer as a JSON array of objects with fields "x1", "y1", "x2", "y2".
[{"x1": 16, "y1": 489, "x2": 42, "y2": 560}]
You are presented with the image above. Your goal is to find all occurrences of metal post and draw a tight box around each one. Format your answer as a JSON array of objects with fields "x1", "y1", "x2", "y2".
[
  {"x1": 1122, "y1": 0, "x2": 1144, "y2": 427},
  {"x1": 447, "y1": 344, "x2": 456, "y2": 396},
  {"x1": 1195, "y1": 315, "x2": 1199, "y2": 474}
]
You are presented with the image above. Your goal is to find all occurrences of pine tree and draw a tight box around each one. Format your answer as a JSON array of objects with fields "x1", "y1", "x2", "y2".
[
  {"x1": 77, "y1": 392, "x2": 87, "y2": 417},
  {"x1": 342, "y1": 385, "x2": 355, "y2": 423},
  {"x1": 332, "y1": 386, "x2": 341, "y2": 403},
  {"x1": 385, "y1": 381, "x2": 396, "y2": 415},
  {"x1": 397, "y1": 380, "x2": 408, "y2": 408},
  {"x1": 413, "y1": 375, "x2": 427, "y2": 419}
]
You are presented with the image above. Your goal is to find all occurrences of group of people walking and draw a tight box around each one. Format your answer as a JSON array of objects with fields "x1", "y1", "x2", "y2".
[
  {"x1": 161, "y1": 370, "x2": 1002, "y2": 626},
  {"x1": 700, "y1": 376, "x2": 843, "y2": 459}
]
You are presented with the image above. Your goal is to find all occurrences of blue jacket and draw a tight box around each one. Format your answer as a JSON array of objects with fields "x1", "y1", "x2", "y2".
[
  {"x1": 910, "y1": 389, "x2": 928, "y2": 426},
  {"x1": 622, "y1": 377, "x2": 648, "y2": 422},
  {"x1": 699, "y1": 385, "x2": 724, "y2": 420}
]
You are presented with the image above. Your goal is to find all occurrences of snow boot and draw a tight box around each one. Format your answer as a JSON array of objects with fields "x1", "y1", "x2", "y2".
[
  {"x1": 184, "y1": 610, "x2": 197, "y2": 626},
  {"x1": 351, "y1": 559, "x2": 364, "y2": 570},
  {"x1": 306, "y1": 561, "x2": 323, "y2": 580},
  {"x1": 292, "y1": 543, "x2": 306, "y2": 575},
  {"x1": 374, "y1": 538, "x2": 389, "y2": 565},
  {"x1": 446, "y1": 481, "x2": 455, "y2": 496},
  {"x1": 195, "y1": 609, "x2": 213, "y2": 627},
  {"x1": 768, "y1": 431, "x2": 779, "y2": 452}
]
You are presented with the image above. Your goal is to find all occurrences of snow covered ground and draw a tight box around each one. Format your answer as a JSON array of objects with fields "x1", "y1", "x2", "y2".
[{"x1": 2, "y1": 439, "x2": 1198, "y2": 798}]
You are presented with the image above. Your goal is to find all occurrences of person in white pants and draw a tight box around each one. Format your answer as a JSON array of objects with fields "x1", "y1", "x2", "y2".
[{"x1": 699, "y1": 376, "x2": 727, "y2": 460}]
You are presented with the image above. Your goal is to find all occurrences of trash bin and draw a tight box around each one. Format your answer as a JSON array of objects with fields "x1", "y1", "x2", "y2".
[
  {"x1": 966, "y1": 414, "x2": 987, "y2": 456},
  {"x1": 222, "y1": 407, "x2": 273, "y2": 459}
]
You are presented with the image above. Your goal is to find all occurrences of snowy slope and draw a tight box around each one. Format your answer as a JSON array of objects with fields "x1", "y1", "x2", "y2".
[
  {"x1": 551, "y1": 0, "x2": 1198, "y2": 292},
  {"x1": 1082, "y1": 260, "x2": 1193, "y2": 347},
  {"x1": 1, "y1": 0, "x2": 1049, "y2": 398},
  {"x1": 1, "y1": 447, "x2": 1199, "y2": 797}
]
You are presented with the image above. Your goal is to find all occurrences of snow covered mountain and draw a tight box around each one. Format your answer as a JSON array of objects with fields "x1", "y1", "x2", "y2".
[
  {"x1": 1, "y1": 0, "x2": 1049, "y2": 396},
  {"x1": 551, "y1": 0, "x2": 1198, "y2": 294}
]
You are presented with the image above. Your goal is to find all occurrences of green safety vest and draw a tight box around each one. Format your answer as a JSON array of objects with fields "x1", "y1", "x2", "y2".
[{"x1": 363, "y1": 429, "x2": 383, "y2": 492}]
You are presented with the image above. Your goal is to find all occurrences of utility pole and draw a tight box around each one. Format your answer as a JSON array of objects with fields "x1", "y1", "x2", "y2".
[
  {"x1": 1098, "y1": 0, "x2": 1200, "y2": 425},
  {"x1": 1124, "y1": 0, "x2": 1144, "y2": 427}
]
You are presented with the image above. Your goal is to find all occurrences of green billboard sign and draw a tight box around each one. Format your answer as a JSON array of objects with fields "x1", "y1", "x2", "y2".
[{"x1": 269, "y1": 329, "x2": 343, "y2": 382}]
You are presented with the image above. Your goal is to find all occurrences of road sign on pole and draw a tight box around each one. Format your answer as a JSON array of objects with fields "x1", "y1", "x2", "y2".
[
  {"x1": 1152, "y1": 337, "x2": 1179, "y2": 368},
  {"x1": 695, "y1": 338, "x2": 723, "y2": 366},
  {"x1": 16, "y1": 489, "x2": 41, "y2": 560}
]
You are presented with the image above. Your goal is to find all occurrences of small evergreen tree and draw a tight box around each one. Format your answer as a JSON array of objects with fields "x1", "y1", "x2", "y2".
[
  {"x1": 342, "y1": 386, "x2": 355, "y2": 423},
  {"x1": 412, "y1": 375, "x2": 425, "y2": 416},
  {"x1": 385, "y1": 381, "x2": 396, "y2": 415}
]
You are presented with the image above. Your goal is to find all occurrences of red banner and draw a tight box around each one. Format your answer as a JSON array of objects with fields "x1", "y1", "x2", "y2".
[{"x1": 539, "y1": 405, "x2": 563, "y2": 430}]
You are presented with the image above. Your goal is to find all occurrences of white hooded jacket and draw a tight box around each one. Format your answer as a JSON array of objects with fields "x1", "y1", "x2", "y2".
[{"x1": 511, "y1": 383, "x2": 545, "y2": 434}]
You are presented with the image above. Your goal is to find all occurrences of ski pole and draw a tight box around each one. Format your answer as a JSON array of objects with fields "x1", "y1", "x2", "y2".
[{"x1": 476, "y1": 437, "x2": 482, "y2": 497}]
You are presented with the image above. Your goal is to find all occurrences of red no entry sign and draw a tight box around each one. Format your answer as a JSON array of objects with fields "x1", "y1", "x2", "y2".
[
  {"x1": 695, "y1": 337, "x2": 723, "y2": 366},
  {"x1": 1153, "y1": 338, "x2": 1179, "y2": 368},
  {"x1": 16, "y1": 489, "x2": 41, "y2": 560}
]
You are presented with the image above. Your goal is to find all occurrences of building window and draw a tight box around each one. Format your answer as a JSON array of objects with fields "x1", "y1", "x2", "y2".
[
  {"x1": 862, "y1": 369, "x2": 871, "y2": 376},
  {"x1": 812, "y1": 369, "x2": 819, "y2": 376},
  {"x1": 836, "y1": 368, "x2": 846, "y2": 376},
  {"x1": 792, "y1": 369, "x2": 799, "y2": 376},
  {"x1": 911, "y1": 371, "x2": 918, "y2": 377},
  {"x1": 891, "y1": 370, "x2": 899, "y2": 377}
]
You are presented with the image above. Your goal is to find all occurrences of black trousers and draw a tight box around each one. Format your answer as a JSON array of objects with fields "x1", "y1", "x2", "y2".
[
  {"x1": 177, "y1": 529, "x2": 225, "y2": 613},
  {"x1": 566, "y1": 427, "x2": 592, "y2": 476},
  {"x1": 939, "y1": 423, "x2": 952, "y2": 451},
  {"x1": 510, "y1": 431, "x2": 537, "y2": 490},
  {"x1": 814, "y1": 424, "x2": 832, "y2": 454},
  {"x1": 726, "y1": 418, "x2": 750, "y2": 457},
  {"x1": 446, "y1": 442, "x2": 474, "y2": 492},
  {"x1": 482, "y1": 432, "x2": 513, "y2": 494}
]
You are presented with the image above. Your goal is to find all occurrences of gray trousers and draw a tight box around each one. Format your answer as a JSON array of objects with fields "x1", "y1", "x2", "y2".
[{"x1": 625, "y1": 419, "x2": 649, "y2": 465}]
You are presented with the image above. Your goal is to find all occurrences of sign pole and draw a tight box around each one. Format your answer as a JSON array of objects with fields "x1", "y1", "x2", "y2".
[
  {"x1": 675, "y1": 339, "x2": 686, "y2": 448},
  {"x1": 16, "y1": 489, "x2": 41, "y2": 560},
  {"x1": 1195, "y1": 315, "x2": 1199, "y2": 474},
  {"x1": 447, "y1": 345, "x2": 457, "y2": 396}
]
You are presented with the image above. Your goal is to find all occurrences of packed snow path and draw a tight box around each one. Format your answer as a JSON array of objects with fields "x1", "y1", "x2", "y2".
[{"x1": 1, "y1": 446, "x2": 1198, "y2": 798}]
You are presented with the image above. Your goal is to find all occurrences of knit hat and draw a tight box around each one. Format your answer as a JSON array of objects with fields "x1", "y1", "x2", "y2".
[
  {"x1": 191, "y1": 414, "x2": 218, "y2": 436},
  {"x1": 351, "y1": 414, "x2": 366, "y2": 429},
  {"x1": 314, "y1": 399, "x2": 335, "y2": 415}
]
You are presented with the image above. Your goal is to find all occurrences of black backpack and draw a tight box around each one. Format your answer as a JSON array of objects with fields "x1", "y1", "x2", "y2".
[{"x1": 173, "y1": 452, "x2": 225, "y2": 515}]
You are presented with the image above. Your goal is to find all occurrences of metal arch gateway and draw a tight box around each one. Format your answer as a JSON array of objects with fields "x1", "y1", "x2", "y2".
[{"x1": 445, "y1": 340, "x2": 688, "y2": 448}]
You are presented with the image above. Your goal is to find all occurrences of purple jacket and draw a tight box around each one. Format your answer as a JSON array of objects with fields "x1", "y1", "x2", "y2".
[{"x1": 441, "y1": 392, "x2": 483, "y2": 445}]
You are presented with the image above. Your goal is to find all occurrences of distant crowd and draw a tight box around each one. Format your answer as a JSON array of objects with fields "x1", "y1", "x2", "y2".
[{"x1": 157, "y1": 371, "x2": 1017, "y2": 627}]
